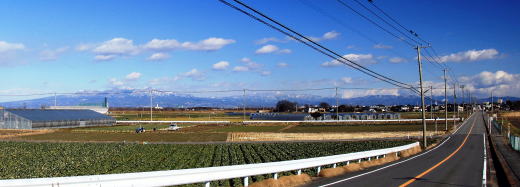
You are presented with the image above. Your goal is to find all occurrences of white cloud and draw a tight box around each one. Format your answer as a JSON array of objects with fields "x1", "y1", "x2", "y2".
[
  {"x1": 277, "y1": 62, "x2": 288, "y2": 68},
  {"x1": 260, "y1": 71, "x2": 271, "y2": 76},
  {"x1": 94, "y1": 55, "x2": 116, "y2": 61},
  {"x1": 181, "y1": 37, "x2": 235, "y2": 51},
  {"x1": 340, "y1": 77, "x2": 353, "y2": 84},
  {"x1": 39, "y1": 47, "x2": 69, "y2": 61},
  {"x1": 143, "y1": 38, "x2": 235, "y2": 51},
  {"x1": 93, "y1": 38, "x2": 139, "y2": 55},
  {"x1": 322, "y1": 31, "x2": 340, "y2": 40},
  {"x1": 255, "y1": 44, "x2": 291, "y2": 54},
  {"x1": 75, "y1": 44, "x2": 95, "y2": 51},
  {"x1": 212, "y1": 61, "x2": 230, "y2": 70},
  {"x1": 321, "y1": 53, "x2": 376, "y2": 67},
  {"x1": 437, "y1": 49, "x2": 499, "y2": 63},
  {"x1": 233, "y1": 66, "x2": 249, "y2": 72},
  {"x1": 389, "y1": 57, "x2": 407, "y2": 63},
  {"x1": 373, "y1": 44, "x2": 393, "y2": 49},
  {"x1": 108, "y1": 78, "x2": 124, "y2": 86},
  {"x1": 255, "y1": 44, "x2": 279, "y2": 54},
  {"x1": 147, "y1": 53, "x2": 170, "y2": 61},
  {"x1": 125, "y1": 72, "x2": 142, "y2": 80},
  {"x1": 0, "y1": 41, "x2": 25, "y2": 52},
  {"x1": 255, "y1": 37, "x2": 286, "y2": 45},
  {"x1": 180, "y1": 69, "x2": 206, "y2": 81},
  {"x1": 143, "y1": 39, "x2": 181, "y2": 51}
]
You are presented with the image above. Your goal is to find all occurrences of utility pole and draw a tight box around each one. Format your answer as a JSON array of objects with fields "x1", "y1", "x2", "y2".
[
  {"x1": 150, "y1": 89, "x2": 153, "y2": 121},
  {"x1": 430, "y1": 86, "x2": 433, "y2": 119},
  {"x1": 453, "y1": 83, "x2": 457, "y2": 127},
  {"x1": 243, "y1": 89, "x2": 246, "y2": 122},
  {"x1": 54, "y1": 92, "x2": 57, "y2": 107},
  {"x1": 491, "y1": 91, "x2": 494, "y2": 114},
  {"x1": 443, "y1": 69, "x2": 448, "y2": 131},
  {"x1": 336, "y1": 87, "x2": 339, "y2": 121},
  {"x1": 460, "y1": 85, "x2": 465, "y2": 119},
  {"x1": 415, "y1": 45, "x2": 428, "y2": 147}
]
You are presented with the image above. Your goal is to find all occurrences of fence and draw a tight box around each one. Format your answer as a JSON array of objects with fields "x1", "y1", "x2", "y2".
[
  {"x1": 491, "y1": 119, "x2": 519, "y2": 152},
  {"x1": 0, "y1": 142, "x2": 419, "y2": 187},
  {"x1": 510, "y1": 134, "x2": 520, "y2": 152}
]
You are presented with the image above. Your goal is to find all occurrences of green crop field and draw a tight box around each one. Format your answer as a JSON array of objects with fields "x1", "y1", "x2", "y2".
[{"x1": 0, "y1": 140, "x2": 413, "y2": 186}]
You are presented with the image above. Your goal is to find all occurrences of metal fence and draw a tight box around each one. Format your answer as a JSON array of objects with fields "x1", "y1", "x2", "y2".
[
  {"x1": 510, "y1": 134, "x2": 520, "y2": 152},
  {"x1": 492, "y1": 119, "x2": 519, "y2": 152}
]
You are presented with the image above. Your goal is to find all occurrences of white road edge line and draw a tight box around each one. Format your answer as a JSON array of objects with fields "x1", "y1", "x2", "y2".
[
  {"x1": 319, "y1": 136, "x2": 451, "y2": 187},
  {"x1": 482, "y1": 133, "x2": 487, "y2": 187},
  {"x1": 319, "y1": 113, "x2": 473, "y2": 187}
]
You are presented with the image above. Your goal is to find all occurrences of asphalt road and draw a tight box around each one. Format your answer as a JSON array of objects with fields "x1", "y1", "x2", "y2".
[{"x1": 305, "y1": 111, "x2": 486, "y2": 187}]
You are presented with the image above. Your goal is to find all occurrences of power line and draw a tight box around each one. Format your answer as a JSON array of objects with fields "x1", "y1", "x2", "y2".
[
  {"x1": 334, "y1": 0, "x2": 415, "y2": 47},
  {"x1": 299, "y1": 0, "x2": 411, "y2": 60},
  {"x1": 219, "y1": 0, "x2": 418, "y2": 94},
  {"x1": 367, "y1": 0, "x2": 430, "y2": 44},
  {"x1": 350, "y1": 0, "x2": 423, "y2": 45}
]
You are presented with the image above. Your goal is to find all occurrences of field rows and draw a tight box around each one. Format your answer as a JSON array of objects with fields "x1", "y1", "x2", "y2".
[{"x1": 0, "y1": 140, "x2": 412, "y2": 186}]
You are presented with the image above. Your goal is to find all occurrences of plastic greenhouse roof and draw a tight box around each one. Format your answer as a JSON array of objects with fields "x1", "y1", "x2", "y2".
[{"x1": 5, "y1": 109, "x2": 114, "y2": 122}]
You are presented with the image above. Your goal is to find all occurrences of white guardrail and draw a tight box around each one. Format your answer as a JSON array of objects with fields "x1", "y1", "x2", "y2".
[{"x1": 0, "y1": 142, "x2": 419, "y2": 187}]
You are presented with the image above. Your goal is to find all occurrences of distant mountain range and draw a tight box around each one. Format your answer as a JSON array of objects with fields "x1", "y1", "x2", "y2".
[{"x1": 1, "y1": 91, "x2": 519, "y2": 108}]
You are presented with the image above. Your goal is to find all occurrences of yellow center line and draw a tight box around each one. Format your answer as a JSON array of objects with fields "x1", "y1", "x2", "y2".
[{"x1": 399, "y1": 115, "x2": 476, "y2": 187}]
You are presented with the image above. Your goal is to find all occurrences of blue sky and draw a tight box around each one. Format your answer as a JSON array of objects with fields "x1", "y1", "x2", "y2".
[{"x1": 0, "y1": 0, "x2": 519, "y2": 102}]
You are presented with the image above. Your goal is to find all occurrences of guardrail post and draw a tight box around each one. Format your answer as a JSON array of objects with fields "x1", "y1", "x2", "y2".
[
  {"x1": 376, "y1": 155, "x2": 379, "y2": 159},
  {"x1": 243, "y1": 177, "x2": 248, "y2": 186},
  {"x1": 273, "y1": 173, "x2": 278, "y2": 180},
  {"x1": 383, "y1": 154, "x2": 386, "y2": 158},
  {"x1": 368, "y1": 157, "x2": 371, "y2": 161},
  {"x1": 317, "y1": 166, "x2": 321, "y2": 175},
  {"x1": 205, "y1": 181, "x2": 210, "y2": 187},
  {"x1": 333, "y1": 163, "x2": 337, "y2": 168},
  {"x1": 297, "y1": 169, "x2": 302, "y2": 175},
  {"x1": 358, "y1": 159, "x2": 361, "y2": 163}
]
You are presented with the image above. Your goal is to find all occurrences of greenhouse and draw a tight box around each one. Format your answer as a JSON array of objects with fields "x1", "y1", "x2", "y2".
[{"x1": 0, "y1": 109, "x2": 115, "y2": 129}]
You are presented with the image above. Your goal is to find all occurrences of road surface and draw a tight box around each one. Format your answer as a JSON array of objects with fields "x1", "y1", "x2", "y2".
[{"x1": 305, "y1": 111, "x2": 486, "y2": 187}]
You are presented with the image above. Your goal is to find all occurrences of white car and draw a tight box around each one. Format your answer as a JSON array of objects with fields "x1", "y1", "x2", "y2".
[{"x1": 167, "y1": 124, "x2": 181, "y2": 131}]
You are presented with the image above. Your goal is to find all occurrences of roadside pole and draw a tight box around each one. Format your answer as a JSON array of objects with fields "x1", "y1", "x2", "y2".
[
  {"x1": 415, "y1": 45, "x2": 428, "y2": 147},
  {"x1": 243, "y1": 89, "x2": 246, "y2": 122},
  {"x1": 430, "y1": 85, "x2": 433, "y2": 119},
  {"x1": 150, "y1": 89, "x2": 153, "y2": 122},
  {"x1": 453, "y1": 83, "x2": 457, "y2": 128},
  {"x1": 444, "y1": 69, "x2": 448, "y2": 131},
  {"x1": 336, "y1": 87, "x2": 339, "y2": 121}
]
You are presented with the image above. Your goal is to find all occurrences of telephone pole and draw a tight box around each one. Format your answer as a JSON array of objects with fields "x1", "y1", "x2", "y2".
[
  {"x1": 460, "y1": 85, "x2": 465, "y2": 118},
  {"x1": 336, "y1": 87, "x2": 339, "y2": 121},
  {"x1": 415, "y1": 45, "x2": 428, "y2": 147},
  {"x1": 243, "y1": 89, "x2": 246, "y2": 122},
  {"x1": 150, "y1": 89, "x2": 153, "y2": 121},
  {"x1": 54, "y1": 92, "x2": 57, "y2": 107},
  {"x1": 453, "y1": 83, "x2": 457, "y2": 126},
  {"x1": 443, "y1": 69, "x2": 448, "y2": 131},
  {"x1": 430, "y1": 85, "x2": 433, "y2": 119}
]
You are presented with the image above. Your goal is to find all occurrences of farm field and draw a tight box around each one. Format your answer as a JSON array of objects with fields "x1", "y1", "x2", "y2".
[
  {"x1": 498, "y1": 112, "x2": 520, "y2": 136},
  {"x1": 6, "y1": 121, "x2": 456, "y2": 143},
  {"x1": 109, "y1": 110, "x2": 250, "y2": 122},
  {"x1": 0, "y1": 140, "x2": 414, "y2": 186}
]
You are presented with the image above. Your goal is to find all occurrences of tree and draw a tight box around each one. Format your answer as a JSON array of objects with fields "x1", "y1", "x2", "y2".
[
  {"x1": 275, "y1": 100, "x2": 297, "y2": 112},
  {"x1": 318, "y1": 102, "x2": 331, "y2": 109},
  {"x1": 310, "y1": 112, "x2": 322, "y2": 120},
  {"x1": 338, "y1": 104, "x2": 355, "y2": 112}
]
